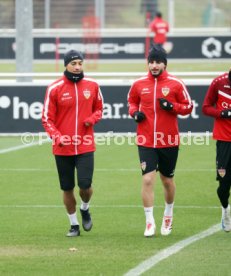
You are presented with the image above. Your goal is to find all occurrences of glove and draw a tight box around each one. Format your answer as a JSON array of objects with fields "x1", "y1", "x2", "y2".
[
  {"x1": 133, "y1": 111, "x2": 146, "y2": 123},
  {"x1": 159, "y1": 98, "x2": 173, "y2": 111},
  {"x1": 220, "y1": 109, "x2": 231, "y2": 118}
]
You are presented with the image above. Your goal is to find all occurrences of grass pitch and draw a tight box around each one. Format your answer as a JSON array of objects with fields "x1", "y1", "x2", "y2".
[
  {"x1": 0, "y1": 137, "x2": 230, "y2": 275},
  {"x1": 1, "y1": 60, "x2": 229, "y2": 74},
  {"x1": 0, "y1": 58, "x2": 230, "y2": 275}
]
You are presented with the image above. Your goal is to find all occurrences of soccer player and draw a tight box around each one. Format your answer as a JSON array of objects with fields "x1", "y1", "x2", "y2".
[
  {"x1": 202, "y1": 68, "x2": 231, "y2": 232},
  {"x1": 127, "y1": 45, "x2": 193, "y2": 237},
  {"x1": 149, "y1": 12, "x2": 169, "y2": 47},
  {"x1": 42, "y1": 50, "x2": 103, "y2": 237}
]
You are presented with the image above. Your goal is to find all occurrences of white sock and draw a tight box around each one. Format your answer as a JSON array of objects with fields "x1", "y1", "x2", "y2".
[
  {"x1": 222, "y1": 204, "x2": 230, "y2": 213},
  {"x1": 80, "y1": 200, "x2": 90, "y2": 211},
  {"x1": 144, "y1": 207, "x2": 154, "y2": 224},
  {"x1": 164, "y1": 202, "x2": 174, "y2": 217},
  {"x1": 67, "y1": 212, "x2": 79, "y2": 226}
]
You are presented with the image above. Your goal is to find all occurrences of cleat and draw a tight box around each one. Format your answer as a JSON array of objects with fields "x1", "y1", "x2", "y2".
[
  {"x1": 80, "y1": 209, "x2": 93, "y2": 231},
  {"x1": 161, "y1": 216, "x2": 173, "y2": 236},
  {"x1": 66, "y1": 225, "x2": 80, "y2": 237},
  {"x1": 144, "y1": 222, "x2": 156, "y2": 237},
  {"x1": 221, "y1": 205, "x2": 231, "y2": 232}
]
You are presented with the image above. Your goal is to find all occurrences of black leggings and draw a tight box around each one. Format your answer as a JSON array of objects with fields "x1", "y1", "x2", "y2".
[{"x1": 217, "y1": 180, "x2": 231, "y2": 208}]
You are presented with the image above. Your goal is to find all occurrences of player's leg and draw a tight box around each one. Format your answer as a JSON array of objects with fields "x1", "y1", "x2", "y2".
[
  {"x1": 158, "y1": 146, "x2": 179, "y2": 236},
  {"x1": 159, "y1": 174, "x2": 175, "y2": 236},
  {"x1": 217, "y1": 180, "x2": 231, "y2": 232},
  {"x1": 76, "y1": 152, "x2": 94, "y2": 231},
  {"x1": 216, "y1": 141, "x2": 231, "y2": 231},
  {"x1": 142, "y1": 171, "x2": 157, "y2": 237},
  {"x1": 138, "y1": 146, "x2": 158, "y2": 237},
  {"x1": 55, "y1": 155, "x2": 80, "y2": 237}
]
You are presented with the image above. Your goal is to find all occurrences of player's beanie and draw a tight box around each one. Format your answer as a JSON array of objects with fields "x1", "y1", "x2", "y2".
[
  {"x1": 148, "y1": 45, "x2": 167, "y2": 65},
  {"x1": 64, "y1": 50, "x2": 84, "y2": 66}
]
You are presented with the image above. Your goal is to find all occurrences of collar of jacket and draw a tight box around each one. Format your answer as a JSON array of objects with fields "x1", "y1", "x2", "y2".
[
  {"x1": 148, "y1": 70, "x2": 168, "y2": 81},
  {"x1": 64, "y1": 70, "x2": 84, "y2": 83}
]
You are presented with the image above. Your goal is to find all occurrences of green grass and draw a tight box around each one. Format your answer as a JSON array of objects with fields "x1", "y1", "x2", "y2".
[
  {"x1": 145, "y1": 231, "x2": 230, "y2": 276},
  {"x1": 0, "y1": 61, "x2": 229, "y2": 75},
  {"x1": 0, "y1": 137, "x2": 229, "y2": 275}
]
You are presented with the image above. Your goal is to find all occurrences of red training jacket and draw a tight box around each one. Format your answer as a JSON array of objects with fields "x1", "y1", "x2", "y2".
[
  {"x1": 202, "y1": 72, "x2": 231, "y2": 141},
  {"x1": 149, "y1": 17, "x2": 169, "y2": 44},
  {"x1": 128, "y1": 70, "x2": 193, "y2": 148},
  {"x1": 42, "y1": 75, "x2": 103, "y2": 155}
]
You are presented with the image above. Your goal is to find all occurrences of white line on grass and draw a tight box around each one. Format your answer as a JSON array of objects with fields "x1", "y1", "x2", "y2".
[
  {"x1": 0, "y1": 168, "x2": 53, "y2": 171},
  {"x1": 95, "y1": 168, "x2": 215, "y2": 172},
  {"x1": 0, "y1": 168, "x2": 215, "y2": 172},
  {"x1": 0, "y1": 140, "x2": 49, "y2": 154},
  {"x1": 0, "y1": 204, "x2": 220, "y2": 209},
  {"x1": 124, "y1": 224, "x2": 220, "y2": 276}
]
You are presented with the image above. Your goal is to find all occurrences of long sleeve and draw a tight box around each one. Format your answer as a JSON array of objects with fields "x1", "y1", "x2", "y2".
[
  {"x1": 202, "y1": 80, "x2": 220, "y2": 118},
  {"x1": 172, "y1": 81, "x2": 193, "y2": 115},
  {"x1": 127, "y1": 84, "x2": 140, "y2": 117},
  {"x1": 42, "y1": 85, "x2": 61, "y2": 141},
  {"x1": 84, "y1": 86, "x2": 104, "y2": 125}
]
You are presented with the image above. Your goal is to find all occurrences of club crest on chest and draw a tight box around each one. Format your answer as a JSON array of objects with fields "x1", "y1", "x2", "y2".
[
  {"x1": 162, "y1": 87, "x2": 170, "y2": 96},
  {"x1": 83, "y1": 89, "x2": 91, "y2": 99}
]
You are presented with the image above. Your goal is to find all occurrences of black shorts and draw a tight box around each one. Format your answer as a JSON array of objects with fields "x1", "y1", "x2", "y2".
[
  {"x1": 216, "y1": 141, "x2": 231, "y2": 181},
  {"x1": 55, "y1": 152, "x2": 94, "y2": 191},
  {"x1": 138, "y1": 146, "x2": 179, "y2": 177}
]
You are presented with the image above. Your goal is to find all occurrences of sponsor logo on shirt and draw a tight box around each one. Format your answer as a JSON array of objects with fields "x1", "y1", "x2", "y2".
[
  {"x1": 141, "y1": 88, "x2": 151, "y2": 94},
  {"x1": 61, "y1": 92, "x2": 72, "y2": 101}
]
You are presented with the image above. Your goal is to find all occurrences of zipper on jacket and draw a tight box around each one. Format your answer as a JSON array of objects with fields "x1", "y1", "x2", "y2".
[
  {"x1": 153, "y1": 78, "x2": 157, "y2": 147},
  {"x1": 74, "y1": 83, "x2": 78, "y2": 155}
]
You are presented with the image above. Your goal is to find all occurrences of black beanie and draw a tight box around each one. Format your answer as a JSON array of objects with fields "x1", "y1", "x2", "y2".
[
  {"x1": 64, "y1": 50, "x2": 84, "y2": 66},
  {"x1": 147, "y1": 45, "x2": 167, "y2": 65}
]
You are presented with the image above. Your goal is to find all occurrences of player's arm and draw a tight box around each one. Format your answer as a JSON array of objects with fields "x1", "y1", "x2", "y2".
[
  {"x1": 84, "y1": 86, "x2": 104, "y2": 126},
  {"x1": 202, "y1": 80, "x2": 221, "y2": 118},
  {"x1": 159, "y1": 82, "x2": 193, "y2": 115},
  {"x1": 42, "y1": 87, "x2": 62, "y2": 144},
  {"x1": 173, "y1": 86, "x2": 193, "y2": 115},
  {"x1": 127, "y1": 84, "x2": 145, "y2": 122},
  {"x1": 127, "y1": 84, "x2": 141, "y2": 116}
]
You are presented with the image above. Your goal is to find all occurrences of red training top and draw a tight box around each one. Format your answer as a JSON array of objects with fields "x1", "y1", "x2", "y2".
[
  {"x1": 128, "y1": 70, "x2": 193, "y2": 148},
  {"x1": 149, "y1": 17, "x2": 169, "y2": 44},
  {"x1": 42, "y1": 75, "x2": 103, "y2": 155},
  {"x1": 202, "y1": 72, "x2": 231, "y2": 141}
]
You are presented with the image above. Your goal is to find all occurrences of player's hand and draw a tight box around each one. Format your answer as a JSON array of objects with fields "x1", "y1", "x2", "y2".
[
  {"x1": 159, "y1": 98, "x2": 173, "y2": 111},
  {"x1": 84, "y1": 117, "x2": 94, "y2": 126},
  {"x1": 56, "y1": 136, "x2": 65, "y2": 147},
  {"x1": 133, "y1": 111, "x2": 146, "y2": 123},
  {"x1": 220, "y1": 109, "x2": 231, "y2": 118}
]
